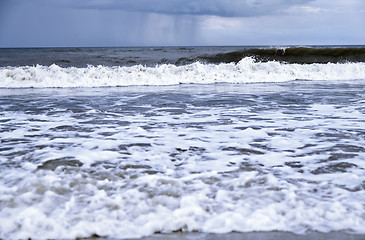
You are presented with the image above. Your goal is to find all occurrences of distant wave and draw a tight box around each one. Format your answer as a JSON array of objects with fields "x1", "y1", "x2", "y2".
[
  {"x1": 186, "y1": 47, "x2": 365, "y2": 65},
  {"x1": 1, "y1": 46, "x2": 365, "y2": 68},
  {"x1": 1, "y1": 57, "x2": 365, "y2": 88}
]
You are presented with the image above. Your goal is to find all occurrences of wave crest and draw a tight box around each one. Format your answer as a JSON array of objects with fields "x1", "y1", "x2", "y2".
[{"x1": 1, "y1": 58, "x2": 365, "y2": 88}]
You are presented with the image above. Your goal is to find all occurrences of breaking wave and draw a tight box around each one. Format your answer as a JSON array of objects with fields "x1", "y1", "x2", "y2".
[{"x1": 1, "y1": 57, "x2": 365, "y2": 88}]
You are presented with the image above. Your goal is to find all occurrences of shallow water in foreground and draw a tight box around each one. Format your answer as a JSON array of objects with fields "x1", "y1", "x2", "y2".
[{"x1": 0, "y1": 80, "x2": 364, "y2": 239}]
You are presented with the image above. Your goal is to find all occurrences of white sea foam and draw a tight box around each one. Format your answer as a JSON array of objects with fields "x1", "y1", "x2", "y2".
[
  {"x1": 1, "y1": 80, "x2": 365, "y2": 239},
  {"x1": 1, "y1": 86, "x2": 365, "y2": 239},
  {"x1": 1, "y1": 58, "x2": 365, "y2": 88}
]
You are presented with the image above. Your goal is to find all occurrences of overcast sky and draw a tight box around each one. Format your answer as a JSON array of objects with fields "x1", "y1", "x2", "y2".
[{"x1": 0, "y1": 0, "x2": 364, "y2": 47}]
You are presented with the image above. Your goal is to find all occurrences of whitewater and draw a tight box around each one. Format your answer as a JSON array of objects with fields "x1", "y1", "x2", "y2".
[
  {"x1": 1, "y1": 58, "x2": 365, "y2": 88},
  {"x1": 0, "y1": 46, "x2": 365, "y2": 239}
]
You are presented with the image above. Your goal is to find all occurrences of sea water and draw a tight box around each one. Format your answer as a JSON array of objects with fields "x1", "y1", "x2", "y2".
[{"x1": 0, "y1": 47, "x2": 365, "y2": 239}]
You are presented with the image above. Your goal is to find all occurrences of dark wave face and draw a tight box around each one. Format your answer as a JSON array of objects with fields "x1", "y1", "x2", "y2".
[
  {"x1": 196, "y1": 47, "x2": 365, "y2": 64},
  {"x1": 0, "y1": 46, "x2": 365, "y2": 67}
]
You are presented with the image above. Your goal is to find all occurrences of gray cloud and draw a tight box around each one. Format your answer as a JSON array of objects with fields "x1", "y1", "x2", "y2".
[
  {"x1": 57, "y1": 0, "x2": 313, "y2": 17},
  {"x1": 1, "y1": 0, "x2": 364, "y2": 47}
]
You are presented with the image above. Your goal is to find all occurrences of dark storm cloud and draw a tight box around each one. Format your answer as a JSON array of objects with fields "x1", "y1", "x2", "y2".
[{"x1": 56, "y1": 0, "x2": 313, "y2": 17}]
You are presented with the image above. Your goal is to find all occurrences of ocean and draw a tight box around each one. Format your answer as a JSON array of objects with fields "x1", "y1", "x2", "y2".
[{"x1": 0, "y1": 46, "x2": 365, "y2": 239}]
